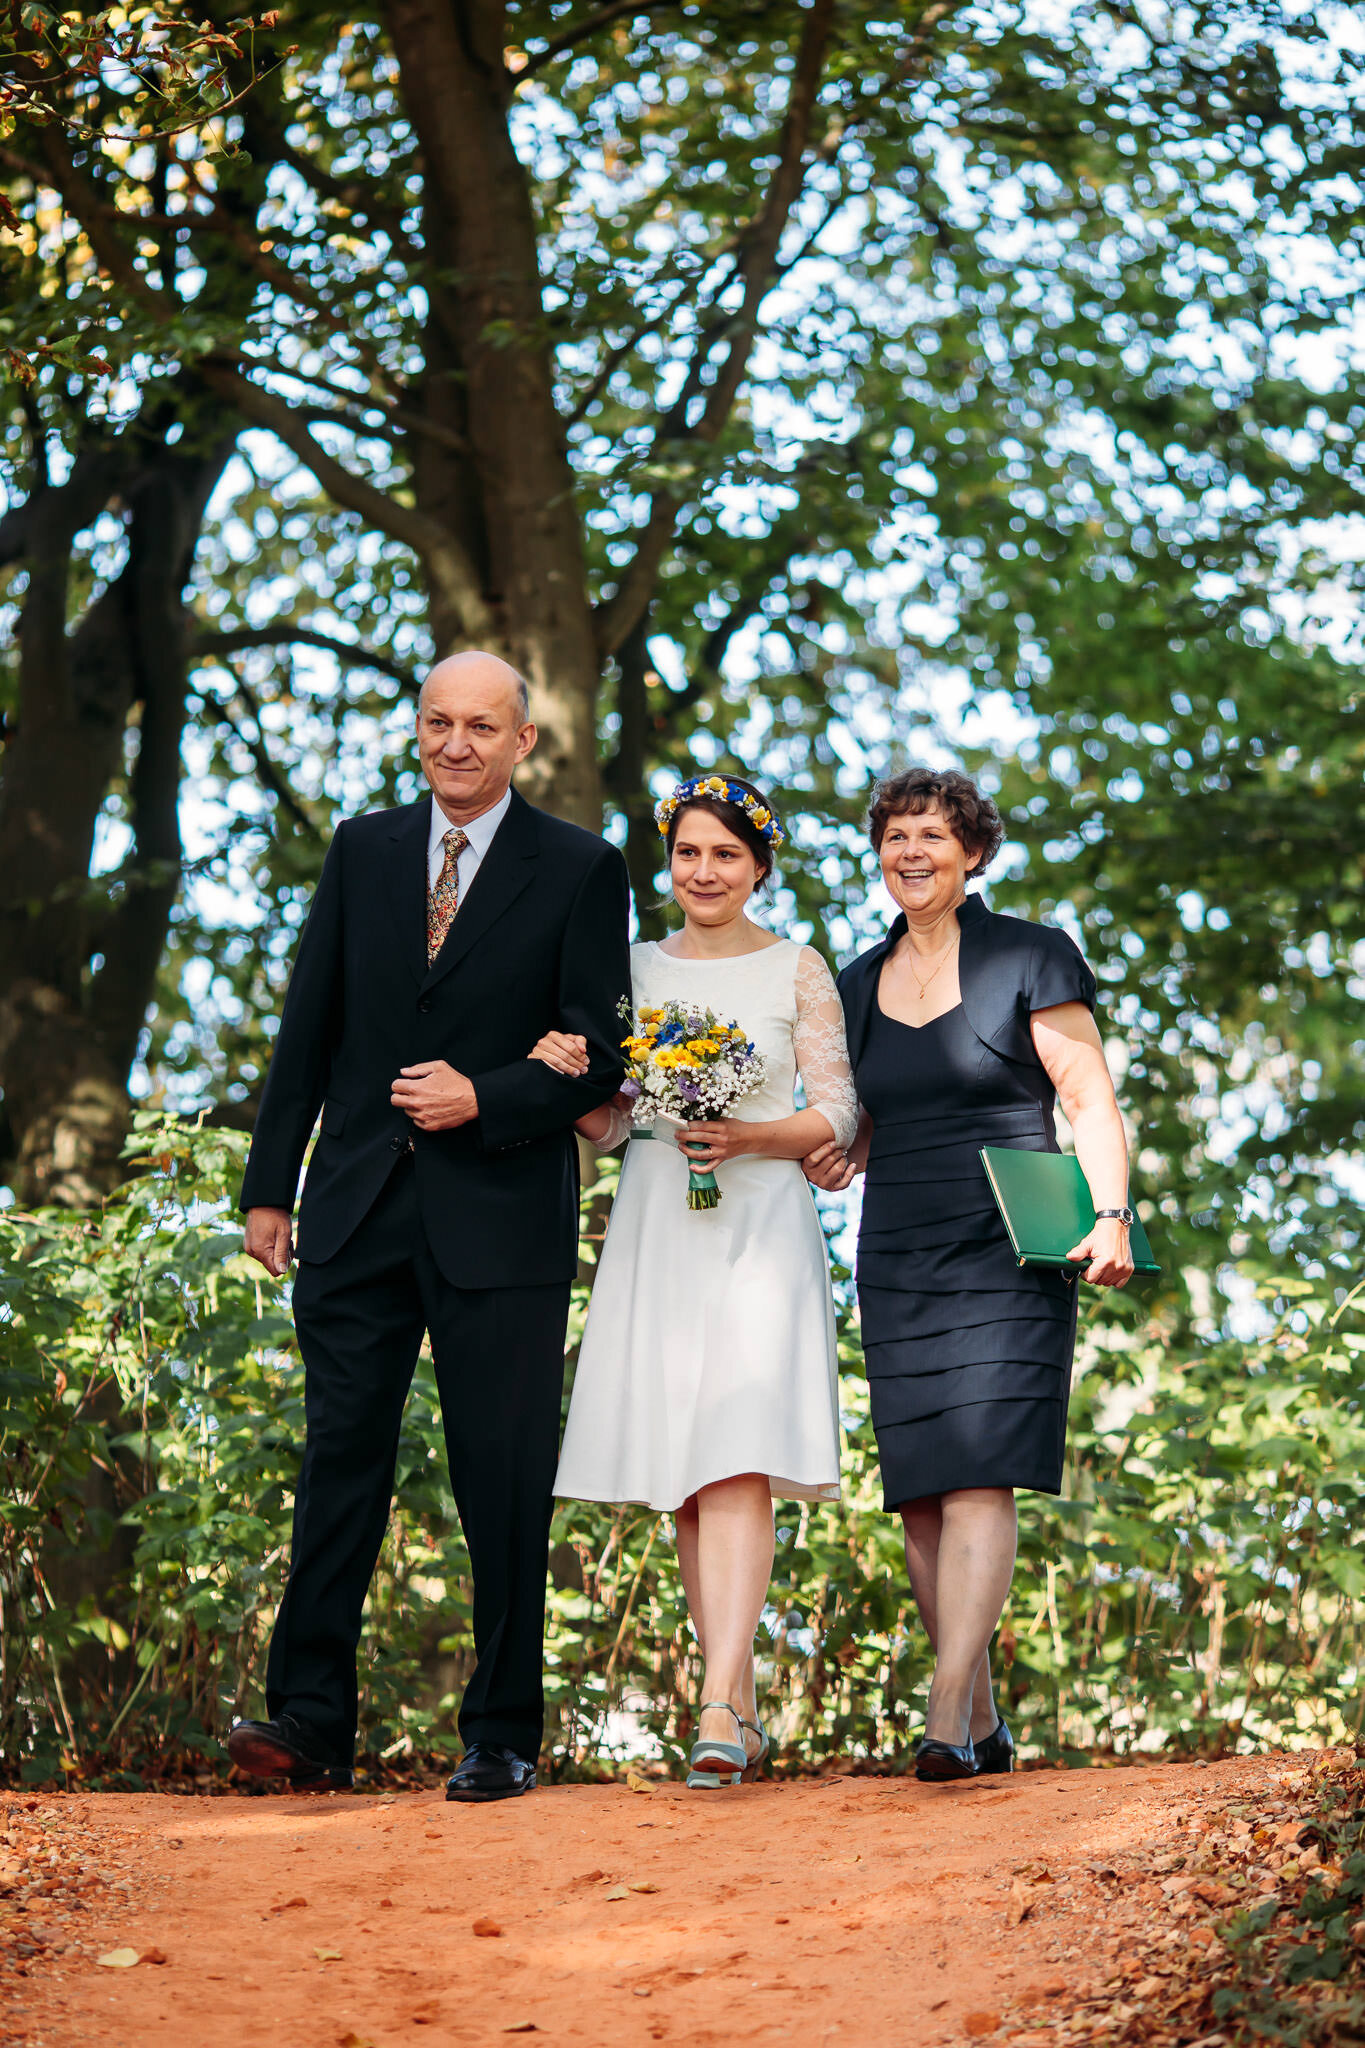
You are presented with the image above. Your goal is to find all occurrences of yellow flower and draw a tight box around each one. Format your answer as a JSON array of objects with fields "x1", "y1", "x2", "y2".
[
  {"x1": 705, "y1": 775, "x2": 726, "y2": 793},
  {"x1": 751, "y1": 808, "x2": 770, "y2": 828},
  {"x1": 684, "y1": 1039, "x2": 717, "y2": 1058}
]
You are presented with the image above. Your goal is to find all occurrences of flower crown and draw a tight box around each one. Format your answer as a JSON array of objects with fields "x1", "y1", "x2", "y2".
[{"x1": 654, "y1": 775, "x2": 785, "y2": 850}]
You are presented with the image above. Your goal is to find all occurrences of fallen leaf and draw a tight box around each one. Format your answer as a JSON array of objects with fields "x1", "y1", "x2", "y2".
[
  {"x1": 424, "y1": 1829, "x2": 441, "y2": 1840},
  {"x1": 629, "y1": 1881, "x2": 660, "y2": 1894},
  {"x1": 96, "y1": 1949, "x2": 141, "y2": 1969},
  {"x1": 338, "y1": 2035, "x2": 377, "y2": 2047},
  {"x1": 314, "y1": 1946, "x2": 343, "y2": 1961},
  {"x1": 473, "y1": 1917, "x2": 503, "y2": 1938},
  {"x1": 604, "y1": 1886, "x2": 629, "y2": 1901},
  {"x1": 1006, "y1": 1879, "x2": 1033, "y2": 1927},
  {"x1": 271, "y1": 1896, "x2": 308, "y2": 1912},
  {"x1": 141, "y1": 1946, "x2": 168, "y2": 1965},
  {"x1": 502, "y1": 2025, "x2": 538, "y2": 2035},
  {"x1": 626, "y1": 1769, "x2": 652, "y2": 1794}
]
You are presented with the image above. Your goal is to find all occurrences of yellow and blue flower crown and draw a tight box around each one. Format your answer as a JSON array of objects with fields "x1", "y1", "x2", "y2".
[{"x1": 654, "y1": 775, "x2": 785, "y2": 850}]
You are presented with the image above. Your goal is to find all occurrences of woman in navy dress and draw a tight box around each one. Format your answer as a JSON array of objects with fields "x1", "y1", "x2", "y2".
[{"x1": 807, "y1": 769, "x2": 1135, "y2": 1780}]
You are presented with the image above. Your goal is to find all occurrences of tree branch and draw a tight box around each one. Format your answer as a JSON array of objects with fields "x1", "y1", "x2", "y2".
[
  {"x1": 37, "y1": 127, "x2": 176, "y2": 321},
  {"x1": 34, "y1": 124, "x2": 489, "y2": 642},
  {"x1": 196, "y1": 356, "x2": 496, "y2": 640},
  {"x1": 193, "y1": 622, "x2": 416, "y2": 688},
  {"x1": 213, "y1": 673, "x2": 324, "y2": 838},
  {"x1": 591, "y1": 0, "x2": 838, "y2": 659},
  {"x1": 512, "y1": 0, "x2": 677, "y2": 82}
]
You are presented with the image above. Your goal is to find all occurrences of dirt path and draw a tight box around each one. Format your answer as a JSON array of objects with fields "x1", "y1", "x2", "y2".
[{"x1": 0, "y1": 1755, "x2": 1314, "y2": 2047}]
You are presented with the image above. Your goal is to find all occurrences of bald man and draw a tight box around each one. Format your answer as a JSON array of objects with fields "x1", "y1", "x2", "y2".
[{"x1": 230, "y1": 653, "x2": 630, "y2": 1802}]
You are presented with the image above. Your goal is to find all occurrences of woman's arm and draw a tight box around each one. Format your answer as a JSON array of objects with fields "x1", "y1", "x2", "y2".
[
  {"x1": 677, "y1": 1105, "x2": 839, "y2": 1169},
  {"x1": 682, "y1": 948, "x2": 864, "y2": 1171},
  {"x1": 803, "y1": 1106, "x2": 871, "y2": 1191},
  {"x1": 527, "y1": 1029, "x2": 630, "y2": 1146},
  {"x1": 1031, "y1": 1001, "x2": 1135, "y2": 1287}
]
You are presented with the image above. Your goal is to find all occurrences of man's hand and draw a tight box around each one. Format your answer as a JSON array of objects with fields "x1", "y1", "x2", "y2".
[
  {"x1": 244, "y1": 1206, "x2": 294, "y2": 1276},
  {"x1": 391, "y1": 1060, "x2": 479, "y2": 1131}
]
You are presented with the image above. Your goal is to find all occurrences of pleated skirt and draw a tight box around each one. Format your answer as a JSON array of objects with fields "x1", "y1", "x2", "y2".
[{"x1": 857, "y1": 1102, "x2": 1079, "y2": 1510}]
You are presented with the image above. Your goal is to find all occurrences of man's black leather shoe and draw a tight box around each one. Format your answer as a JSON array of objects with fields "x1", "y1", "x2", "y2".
[
  {"x1": 914, "y1": 1734, "x2": 977, "y2": 1782},
  {"x1": 445, "y1": 1744, "x2": 537, "y2": 1803},
  {"x1": 974, "y1": 1717, "x2": 1015, "y2": 1774},
  {"x1": 226, "y1": 1713, "x2": 354, "y2": 1792}
]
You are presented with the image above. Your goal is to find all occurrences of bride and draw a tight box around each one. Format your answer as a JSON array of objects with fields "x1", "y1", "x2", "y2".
[{"x1": 528, "y1": 775, "x2": 857, "y2": 1788}]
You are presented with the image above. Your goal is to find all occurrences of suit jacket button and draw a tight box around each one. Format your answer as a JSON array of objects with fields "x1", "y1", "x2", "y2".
[
  {"x1": 390, "y1": 1135, "x2": 409, "y2": 1152},
  {"x1": 417, "y1": 996, "x2": 432, "y2": 1013}
]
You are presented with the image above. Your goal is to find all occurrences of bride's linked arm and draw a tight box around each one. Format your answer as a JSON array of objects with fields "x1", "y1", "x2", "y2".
[
  {"x1": 675, "y1": 948, "x2": 860, "y2": 1171},
  {"x1": 526, "y1": 1029, "x2": 629, "y2": 1147},
  {"x1": 792, "y1": 947, "x2": 866, "y2": 1192},
  {"x1": 527, "y1": 949, "x2": 864, "y2": 1166}
]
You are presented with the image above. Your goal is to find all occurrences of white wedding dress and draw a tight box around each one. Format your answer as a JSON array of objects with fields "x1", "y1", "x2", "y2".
[{"x1": 554, "y1": 938, "x2": 860, "y2": 1511}]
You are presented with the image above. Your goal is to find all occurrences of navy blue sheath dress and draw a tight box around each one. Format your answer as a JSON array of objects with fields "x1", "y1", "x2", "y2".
[{"x1": 854, "y1": 968, "x2": 1089, "y2": 1511}]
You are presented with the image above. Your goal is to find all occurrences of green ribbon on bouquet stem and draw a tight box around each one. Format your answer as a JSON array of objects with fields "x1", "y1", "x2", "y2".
[{"x1": 682, "y1": 1126, "x2": 721, "y2": 1210}]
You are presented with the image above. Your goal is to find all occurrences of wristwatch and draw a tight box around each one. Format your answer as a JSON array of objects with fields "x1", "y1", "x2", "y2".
[{"x1": 1094, "y1": 1206, "x2": 1135, "y2": 1227}]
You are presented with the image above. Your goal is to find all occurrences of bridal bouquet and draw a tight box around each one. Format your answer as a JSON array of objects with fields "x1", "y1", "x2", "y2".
[{"x1": 618, "y1": 998, "x2": 766, "y2": 1210}]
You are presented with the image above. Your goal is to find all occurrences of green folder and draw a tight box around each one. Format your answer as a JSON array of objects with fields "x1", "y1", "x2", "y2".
[{"x1": 979, "y1": 1147, "x2": 1161, "y2": 1276}]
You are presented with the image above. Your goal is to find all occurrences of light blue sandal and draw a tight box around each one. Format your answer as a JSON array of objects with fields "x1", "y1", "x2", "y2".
[
  {"x1": 687, "y1": 1702, "x2": 748, "y2": 1789},
  {"x1": 740, "y1": 1716, "x2": 770, "y2": 1782}
]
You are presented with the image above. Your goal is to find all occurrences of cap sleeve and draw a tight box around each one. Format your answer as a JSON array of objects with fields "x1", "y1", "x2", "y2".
[{"x1": 1027, "y1": 928, "x2": 1096, "y2": 1015}]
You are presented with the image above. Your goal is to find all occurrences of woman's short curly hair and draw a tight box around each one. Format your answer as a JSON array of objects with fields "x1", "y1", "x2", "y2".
[{"x1": 867, "y1": 767, "x2": 1005, "y2": 879}]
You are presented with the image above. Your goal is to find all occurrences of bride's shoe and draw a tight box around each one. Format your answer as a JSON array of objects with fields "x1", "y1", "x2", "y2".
[
  {"x1": 687, "y1": 1702, "x2": 749, "y2": 1789},
  {"x1": 740, "y1": 1716, "x2": 770, "y2": 1783}
]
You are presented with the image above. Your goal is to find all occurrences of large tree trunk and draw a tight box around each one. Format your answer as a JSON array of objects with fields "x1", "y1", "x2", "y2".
[
  {"x1": 0, "y1": 414, "x2": 235, "y2": 1204},
  {"x1": 386, "y1": 0, "x2": 604, "y2": 826}
]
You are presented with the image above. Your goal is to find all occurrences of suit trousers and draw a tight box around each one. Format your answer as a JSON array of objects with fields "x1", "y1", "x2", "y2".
[{"x1": 265, "y1": 1155, "x2": 571, "y2": 1764}]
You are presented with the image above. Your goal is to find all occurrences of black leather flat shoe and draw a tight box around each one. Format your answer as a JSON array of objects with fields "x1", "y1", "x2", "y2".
[
  {"x1": 974, "y1": 1717, "x2": 1015, "y2": 1774},
  {"x1": 914, "y1": 1734, "x2": 978, "y2": 1782},
  {"x1": 226, "y1": 1713, "x2": 354, "y2": 1791},
  {"x1": 445, "y1": 1743, "x2": 537, "y2": 1803}
]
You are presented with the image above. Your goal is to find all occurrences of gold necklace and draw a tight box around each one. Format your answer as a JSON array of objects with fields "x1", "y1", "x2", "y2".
[{"x1": 907, "y1": 930, "x2": 960, "y2": 1004}]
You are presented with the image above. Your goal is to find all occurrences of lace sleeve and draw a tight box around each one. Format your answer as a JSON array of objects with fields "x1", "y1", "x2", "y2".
[
  {"x1": 793, "y1": 947, "x2": 860, "y2": 1151},
  {"x1": 593, "y1": 1102, "x2": 633, "y2": 1152}
]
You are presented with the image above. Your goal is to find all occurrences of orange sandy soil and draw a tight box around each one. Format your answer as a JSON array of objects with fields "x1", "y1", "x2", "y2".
[{"x1": 2, "y1": 1754, "x2": 1288, "y2": 2047}]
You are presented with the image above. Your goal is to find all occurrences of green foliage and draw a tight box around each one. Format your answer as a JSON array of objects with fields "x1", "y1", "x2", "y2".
[
  {"x1": 1214, "y1": 1758, "x2": 1365, "y2": 2042},
  {"x1": 2, "y1": 1118, "x2": 1360, "y2": 1786}
]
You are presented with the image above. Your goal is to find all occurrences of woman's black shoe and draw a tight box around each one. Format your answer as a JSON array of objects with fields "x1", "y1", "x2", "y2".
[
  {"x1": 974, "y1": 1718, "x2": 1015, "y2": 1774},
  {"x1": 914, "y1": 1734, "x2": 977, "y2": 1782}
]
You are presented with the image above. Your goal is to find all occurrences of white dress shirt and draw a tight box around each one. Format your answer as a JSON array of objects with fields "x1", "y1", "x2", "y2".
[{"x1": 426, "y1": 787, "x2": 512, "y2": 907}]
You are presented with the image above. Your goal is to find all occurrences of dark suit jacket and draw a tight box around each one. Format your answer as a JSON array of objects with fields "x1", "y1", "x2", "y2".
[
  {"x1": 837, "y1": 893, "x2": 1097, "y2": 1113},
  {"x1": 239, "y1": 789, "x2": 631, "y2": 1289}
]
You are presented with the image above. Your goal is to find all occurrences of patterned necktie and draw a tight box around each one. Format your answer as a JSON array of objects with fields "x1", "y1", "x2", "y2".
[{"x1": 427, "y1": 826, "x2": 470, "y2": 964}]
